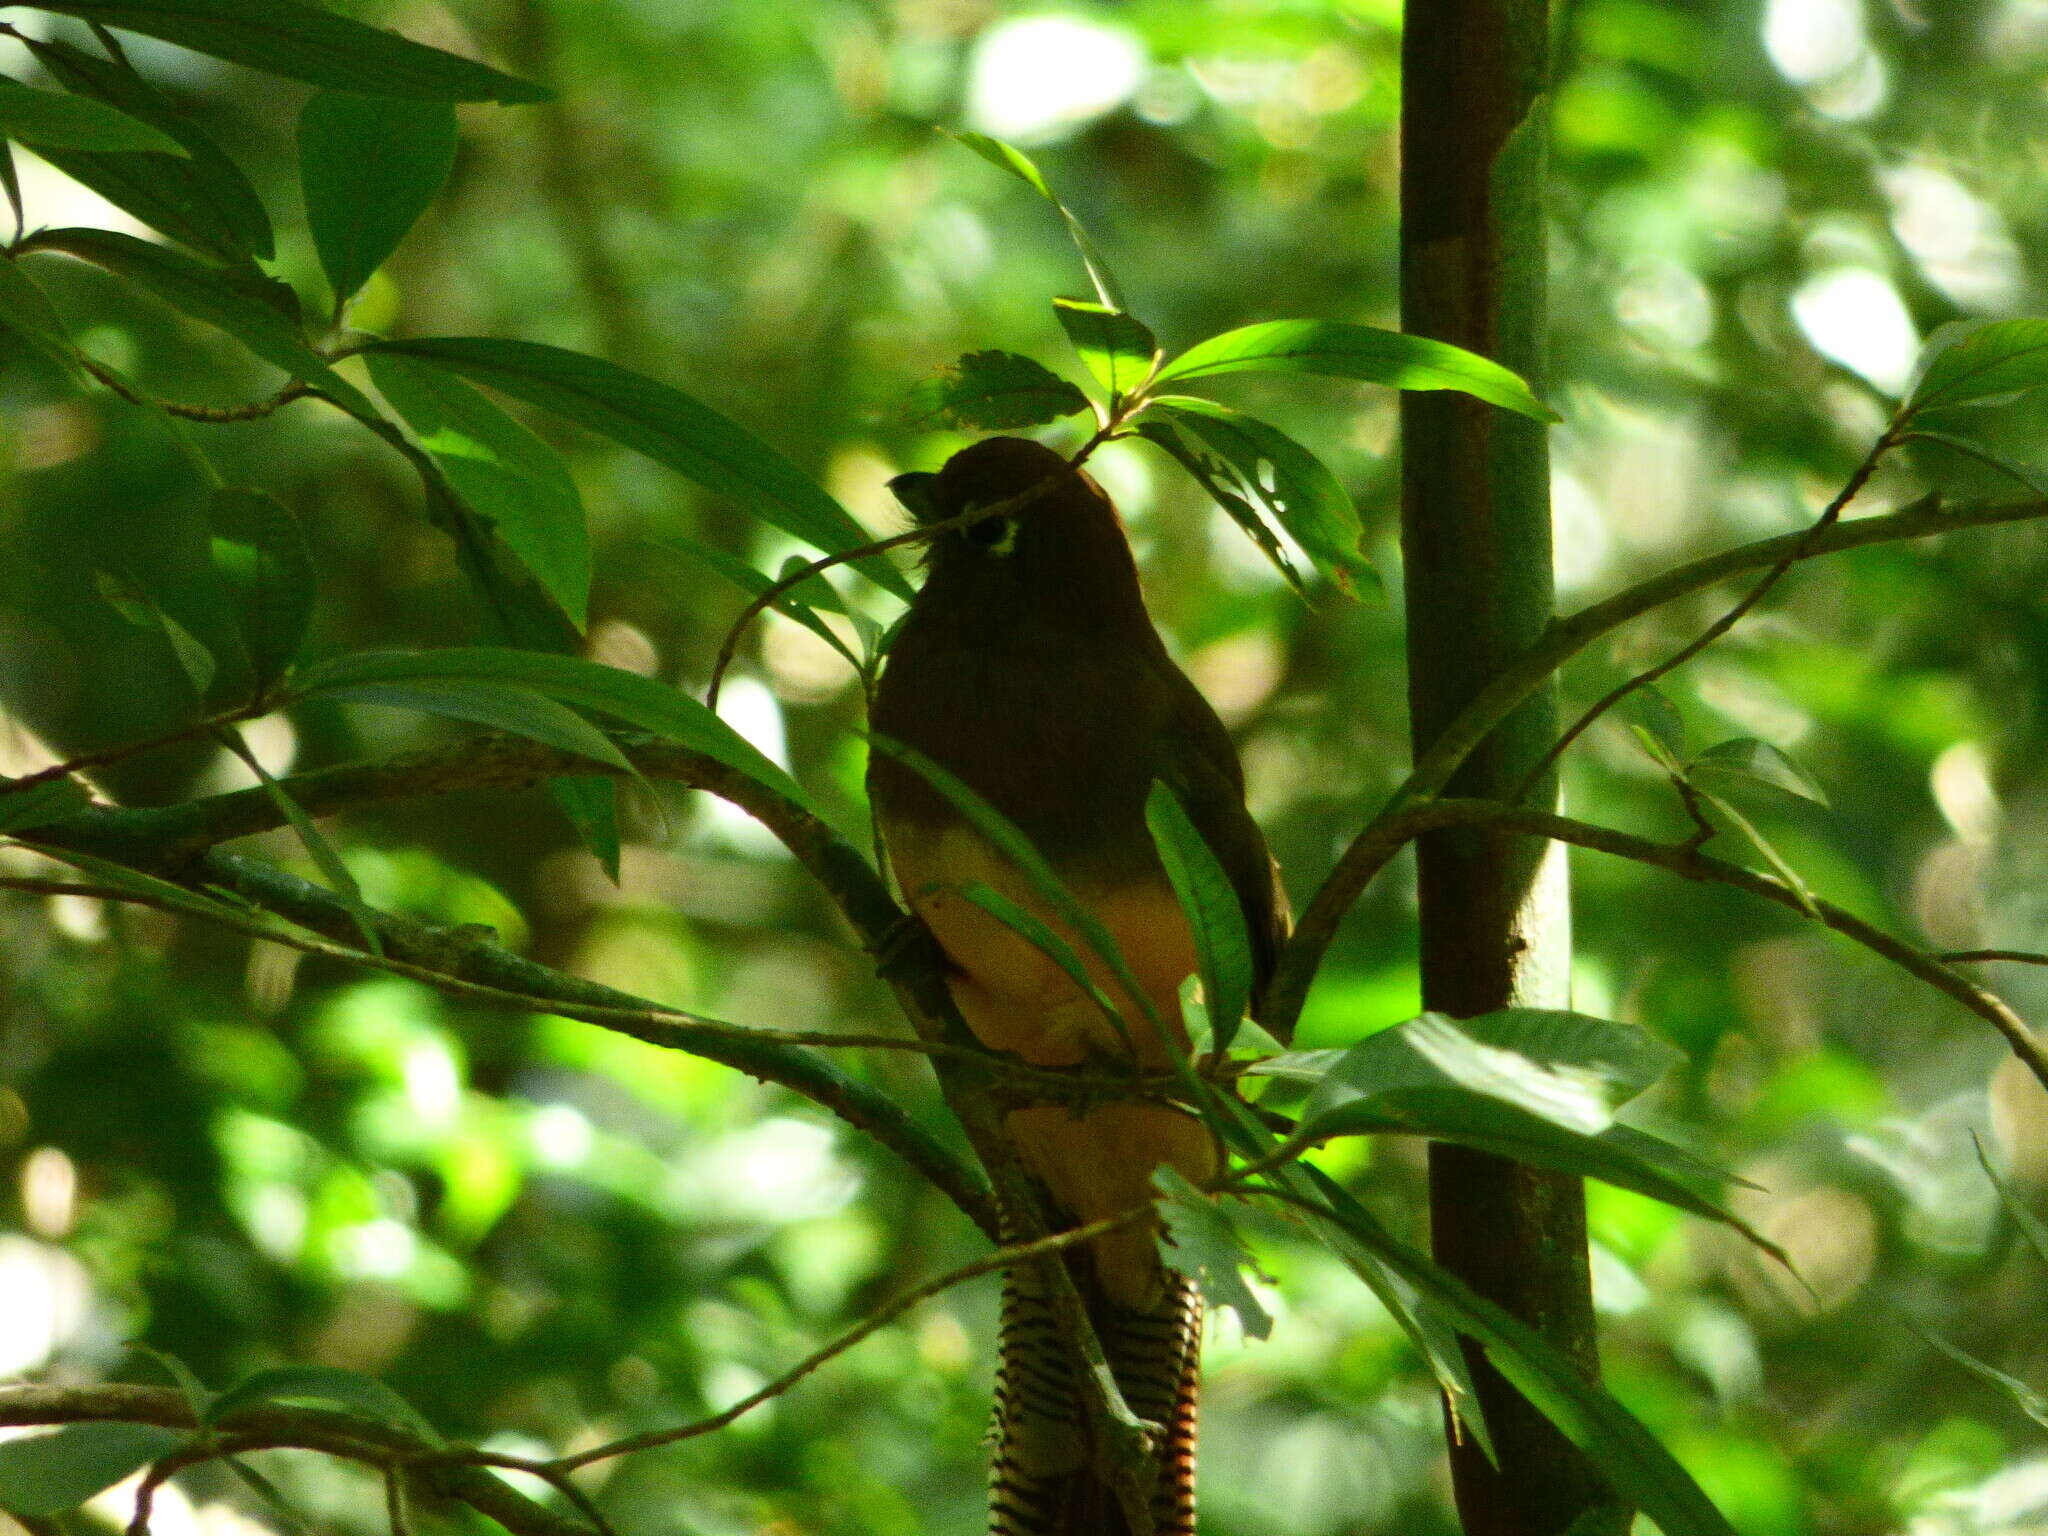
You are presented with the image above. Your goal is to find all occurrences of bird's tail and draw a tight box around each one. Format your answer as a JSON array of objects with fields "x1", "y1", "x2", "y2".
[{"x1": 988, "y1": 1255, "x2": 1202, "y2": 1536}]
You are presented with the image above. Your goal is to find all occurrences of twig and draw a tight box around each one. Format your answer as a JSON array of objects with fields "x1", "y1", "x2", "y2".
[
  {"x1": 0, "y1": 705, "x2": 256, "y2": 800},
  {"x1": 1940, "y1": 949, "x2": 2048, "y2": 967},
  {"x1": 1508, "y1": 423, "x2": 1904, "y2": 804},
  {"x1": 548, "y1": 1205, "x2": 1155, "y2": 1471},
  {"x1": 72, "y1": 351, "x2": 312, "y2": 422}
]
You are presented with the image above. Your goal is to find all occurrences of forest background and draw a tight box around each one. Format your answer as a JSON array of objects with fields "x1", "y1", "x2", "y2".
[{"x1": 5, "y1": 1, "x2": 2048, "y2": 1533}]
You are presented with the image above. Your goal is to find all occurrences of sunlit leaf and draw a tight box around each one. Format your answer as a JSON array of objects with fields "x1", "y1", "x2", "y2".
[
  {"x1": 1909, "y1": 318, "x2": 2048, "y2": 412},
  {"x1": 0, "y1": 1423, "x2": 187, "y2": 1516},
  {"x1": 947, "y1": 130, "x2": 1124, "y2": 310},
  {"x1": 902, "y1": 349, "x2": 1091, "y2": 432},
  {"x1": 1053, "y1": 297, "x2": 1157, "y2": 400},
  {"x1": 299, "y1": 93, "x2": 457, "y2": 307},
  {"x1": 363, "y1": 336, "x2": 908, "y2": 600},
  {"x1": 32, "y1": 0, "x2": 547, "y2": 103},
  {"x1": 1154, "y1": 1167, "x2": 1272, "y2": 1339},
  {"x1": 367, "y1": 353, "x2": 590, "y2": 628},
  {"x1": 1135, "y1": 417, "x2": 1306, "y2": 597},
  {"x1": 0, "y1": 78, "x2": 185, "y2": 154},
  {"x1": 1155, "y1": 319, "x2": 1558, "y2": 423}
]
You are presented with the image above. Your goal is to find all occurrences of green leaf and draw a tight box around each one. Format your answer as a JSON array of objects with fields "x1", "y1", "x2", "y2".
[
  {"x1": 1288, "y1": 1009, "x2": 1682, "y2": 1142},
  {"x1": 1135, "y1": 418, "x2": 1306, "y2": 597},
  {"x1": 1053, "y1": 297, "x2": 1157, "y2": 401},
  {"x1": 128, "y1": 1343, "x2": 212, "y2": 1416},
  {"x1": 1628, "y1": 686, "x2": 1685, "y2": 766},
  {"x1": 0, "y1": 775, "x2": 91, "y2": 833},
  {"x1": 1909, "y1": 318, "x2": 2048, "y2": 412},
  {"x1": 207, "y1": 1364, "x2": 443, "y2": 1444},
  {"x1": 0, "y1": 78, "x2": 185, "y2": 154},
  {"x1": 1689, "y1": 737, "x2": 1829, "y2": 807},
  {"x1": 216, "y1": 725, "x2": 382, "y2": 955},
  {"x1": 1975, "y1": 1134, "x2": 2048, "y2": 1270},
  {"x1": 1145, "y1": 781, "x2": 1254, "y2": 1054},
  {"x1": 299, "y1": 92, "x2": 457, "y2": 307},
  {"x1": 548, "y1": 776, "x2": 620, "y2": 883},
  {"x1": 299, "y1": 648, "x2": 818, "y2": 815},
  {"x1": 1693, "y1": 783, "x2": 1821, "y2": 919},
  {"x1": 1295, "y1": 1166, "x2": 1737, "y2": 1536},
  {"x1": 1154, "y1": 1167, "x2": 1272, "y2": 1339},
  {"x1": 1917, "y1": 1326, "x2": 2048, "y2": 1431},
  {"x1": 0, "y1": 142, "x2": 21, "y2": 235},
  {"x1": 367, "y1": 353, "x2": 589, "y2": 628},
  {"x1": 660, "y1": 536, "x2": 864, "y2": 673},
  {"x1": 0, "y1": 1423, "x2": 187, "y2": 1516},
  {"x1": 0, "y1": 255, "x2": 78, "y2": 374},
  {"x1": 947, "y1": 130, "x2": 1124, "y2": 311},
  {"x1": 26, "y1": 229, "x2": 373, "y2": 415},
  {"x1": 902, "y1": 349, "x2": 1091, "y2": 432},
  {"x1": 94, "y1": 568, "x2": 217, "y2": 698},
  {"x1": 1151, "y1": 397, "x2": 1374, "y2": 598},
  {"x1": 26, "y1": 38, "x2": 273, "y2": 261},
  {"x1": 1155, "y1": 319, "x2": 1559, "y2": 423},
  {"x1": 319, "y1": 679, "x2": 629, "y2": 770},
  {"x1": 32, "y1": 0, "x2": 547, "y2": 103},
  {"x1": 954, "y1": 880, "x2": 1133, "y2": 1049},
  {"x1": 362, "y1": 337, "x2": 908, "y2": 600},
  {"x1": 209, "y1": 487, "x2": 314, "y2": 690}
]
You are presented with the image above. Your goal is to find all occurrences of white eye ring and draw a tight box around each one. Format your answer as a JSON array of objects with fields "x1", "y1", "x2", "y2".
[{"x1": 964, "y1": 515, "x2": 1019, "y2": 555}]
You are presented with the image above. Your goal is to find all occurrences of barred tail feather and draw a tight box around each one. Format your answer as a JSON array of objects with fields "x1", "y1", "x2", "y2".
[{"x1": 989, "y1": 1262, "x2": 1202, "y2": 1535}]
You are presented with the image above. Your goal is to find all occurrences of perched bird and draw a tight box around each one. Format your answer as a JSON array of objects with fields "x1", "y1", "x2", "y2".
[{"x1": 868, "y1": 436, "x2": 1287, "y2": 1534}]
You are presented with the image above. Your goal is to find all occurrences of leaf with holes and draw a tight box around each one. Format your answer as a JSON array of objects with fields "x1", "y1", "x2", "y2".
[
  {"x1": 1134, "y1": 417, "x2": 1305, "y2": 596},
  {"x1": 1155, "y1": 1167, "x2": 1272, "y2": 1339},
  {"x1": 903, "y1": 350, "x2": 1090, "y2": 432}
]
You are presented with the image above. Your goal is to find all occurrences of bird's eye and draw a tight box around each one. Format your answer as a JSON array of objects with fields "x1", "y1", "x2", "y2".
[{"x1": 963, "y1": 516, "x2": 1018, "y2": 554}]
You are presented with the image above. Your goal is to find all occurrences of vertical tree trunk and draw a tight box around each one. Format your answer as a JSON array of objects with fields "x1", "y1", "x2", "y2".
[{"x1": 1399, "y1": 7, "x2": 1611, "y2": 1534}]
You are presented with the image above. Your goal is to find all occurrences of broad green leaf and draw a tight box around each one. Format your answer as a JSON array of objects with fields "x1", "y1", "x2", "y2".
[
  {"x1": 319, "y1": 679, "x2": 629, "y2": 770},
  {"x1": 1693, "y1": 784, "x2": 1821, "y2": 919},
  {"x1": 363, "y1": 337, "x2": 909, "y2": 600},
  {"x1": 549, "y1": 775, "x2": 621, "y2": 884},
  {"x1": 367, "y1": 353, "x2": 590, "y2": 628},
  {"x1": 300, "y1": 648, "x2": 818, "y2": 815},
  {"x1": 0, "y1": 78, "x2": 185, "y2": 154},
  {"x1": 1155, "y1": 319, "x2": 1558, "y2": 423},
  {"x1": 902, "y1": 349, "x2": 1091, "y2": 432},
  {"x1": 1151, "y1": 396, "x2": 1374, "y2": 598},
  {"x1": 1282, "y1": 1009, "x2": 1681, "y2": 1141},
  {"x1": 1690, "y1": 737, "x2": 1829, "y2": 807},
  {"x1": 0, "y1": 1423, "x2": 187, "y2": 1516},
  {"x1": 27, "y1": 38, "x2": 273, "y2": 260},
  {"x1": 209, "y1": 487, "x2": 313, "y2": 690},
  {"x1": 26, "y1": 229, "x2": 373, "y2": 415},
  {"x1": 0, "y1": 775, "x2": 91, "y2": 833},
  {"x1": 1294, "y1": 1165, "x2": 1737, "y2": 1536},
  {"x1": 947, "y1": 130, "x2": 1123, "y2": 311},
  {"x1": 1154, "y1": 1167, "x2": 1273, "y2": 1339},
  {"x1": 207, "y1": 1364, "x2": 443, "y2": 1443},
  {"x1": 1975, "y1": 1134, "x2": 2048, "y2": 1270},
  {"x1": 32, "y1": 0, "x2": 547, "y2": 103},
  {"x1": 1053, "y1": 297, "x2": 1157, "y2": 400},
  {"x1": 660, "y1": 536, "x2": 864, "y2": 673},
  {"x1": 129, "y1": 1343, "x2": 212, "y2": 1416},
  {"x1": 94, "y1": 568, "x2": 217, "y2": 698},
  {"x1": 1909, "y1": 318, "x2": 2048, "y2": 412},
  {"x1": 1135, "y1": 418, "x2": 1306, "y2": 596},
  {"x1": 1901, "y1": 428, "x2": 2047, "y2": 497},
  {"x1": 0, "y1": 256, "x2": 78, "y2": 374},
  {"x1": 1146, "y1": 781, "x2": 1254, "y2": 1054},
  {"x1": 299, "y1": 92, "x2": 457, "y2": 306},
  {"x1": 1628, "y1": 686, "x2": 1685, "y2": 766},
  {"x1": 954, "y1": 880, "x2": 1132, "y2": 1050}
]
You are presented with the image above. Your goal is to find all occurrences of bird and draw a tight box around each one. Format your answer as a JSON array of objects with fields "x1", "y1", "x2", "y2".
[{"x1": 867, "y1": 435, "x2": 1287, "y2": 1535}]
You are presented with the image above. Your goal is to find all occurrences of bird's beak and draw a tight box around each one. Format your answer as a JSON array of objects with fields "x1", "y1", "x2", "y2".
[{"x1": 888, "y1": 471, "x2": 941, "y2": 524}]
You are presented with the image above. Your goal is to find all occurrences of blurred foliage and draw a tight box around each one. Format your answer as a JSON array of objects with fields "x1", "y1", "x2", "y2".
[{"x1": 5, "y1": 1, "x2": 2048, "y2": 1533}]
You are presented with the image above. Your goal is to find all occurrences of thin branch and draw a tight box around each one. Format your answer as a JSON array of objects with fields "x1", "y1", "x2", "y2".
[
  {"x1": 1508, "y1": 424, "x2": 1903, "y2": 805},
  {"x1": 0, "y1": 704, "x2": 258, "y2": 800},
  {"x1": 550, "y1": 1205, "x2": 1156, "y2": 1471},
  {"x1": 73, "y1": 350, "x2": 311, "y2": 422},
  {"x1": 1941, "y1": 949, "x2": 2048, "y2": 967},
  {"x1": 1267, "y1": 492, "x2": 2048, "y2": 1030}
]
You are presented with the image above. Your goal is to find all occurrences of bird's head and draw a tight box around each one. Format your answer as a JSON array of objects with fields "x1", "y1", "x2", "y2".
[{"x1": 888, "y1": 438, "x2": 1133, "y2": 590}]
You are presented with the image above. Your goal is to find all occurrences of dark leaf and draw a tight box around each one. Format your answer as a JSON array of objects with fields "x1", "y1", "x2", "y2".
[
  {"x1": 208, "y1": 1364, "x2": 442, "y2": 1443},
  {"x1": 0, "y1": 776, "x2": 91, "y2": 833},
  {"x1": 0, "y1": 1423, "x2": 186, "y2": 1516},
  {"x1": 902, "y1": 349, "x2": 1091, "y2": 432},
  {"x1": 1155, "y1": 318, "x2": 1558, "y2": 423},
  {"x1": 0, "y1": 78, "x2": 185, "y2": 153},
  {"x1": 32, "y1": 0, "x2": 546, "y2": 103},
  {"x1": 318, "y1": 679, "x2": 629, "y2": 770},
  {"x1": 660, "y1": 536, "x2": 863, "y2": 673},
  {"x1": 1146, "y1": 781, "x2": 1254, "y2": 1054},
  {"x1": 0, "y1": 255, "x2": 78, "y2": 375},
  {"x1": 209, "y1": 487, "x2": 313, "y2": 690},
  {"x1": 363, "y1": 337, "x2": 908, "y2": 600},
  {"x1": 299, "y1": 92, "x2": 457, "y2": 306}
]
